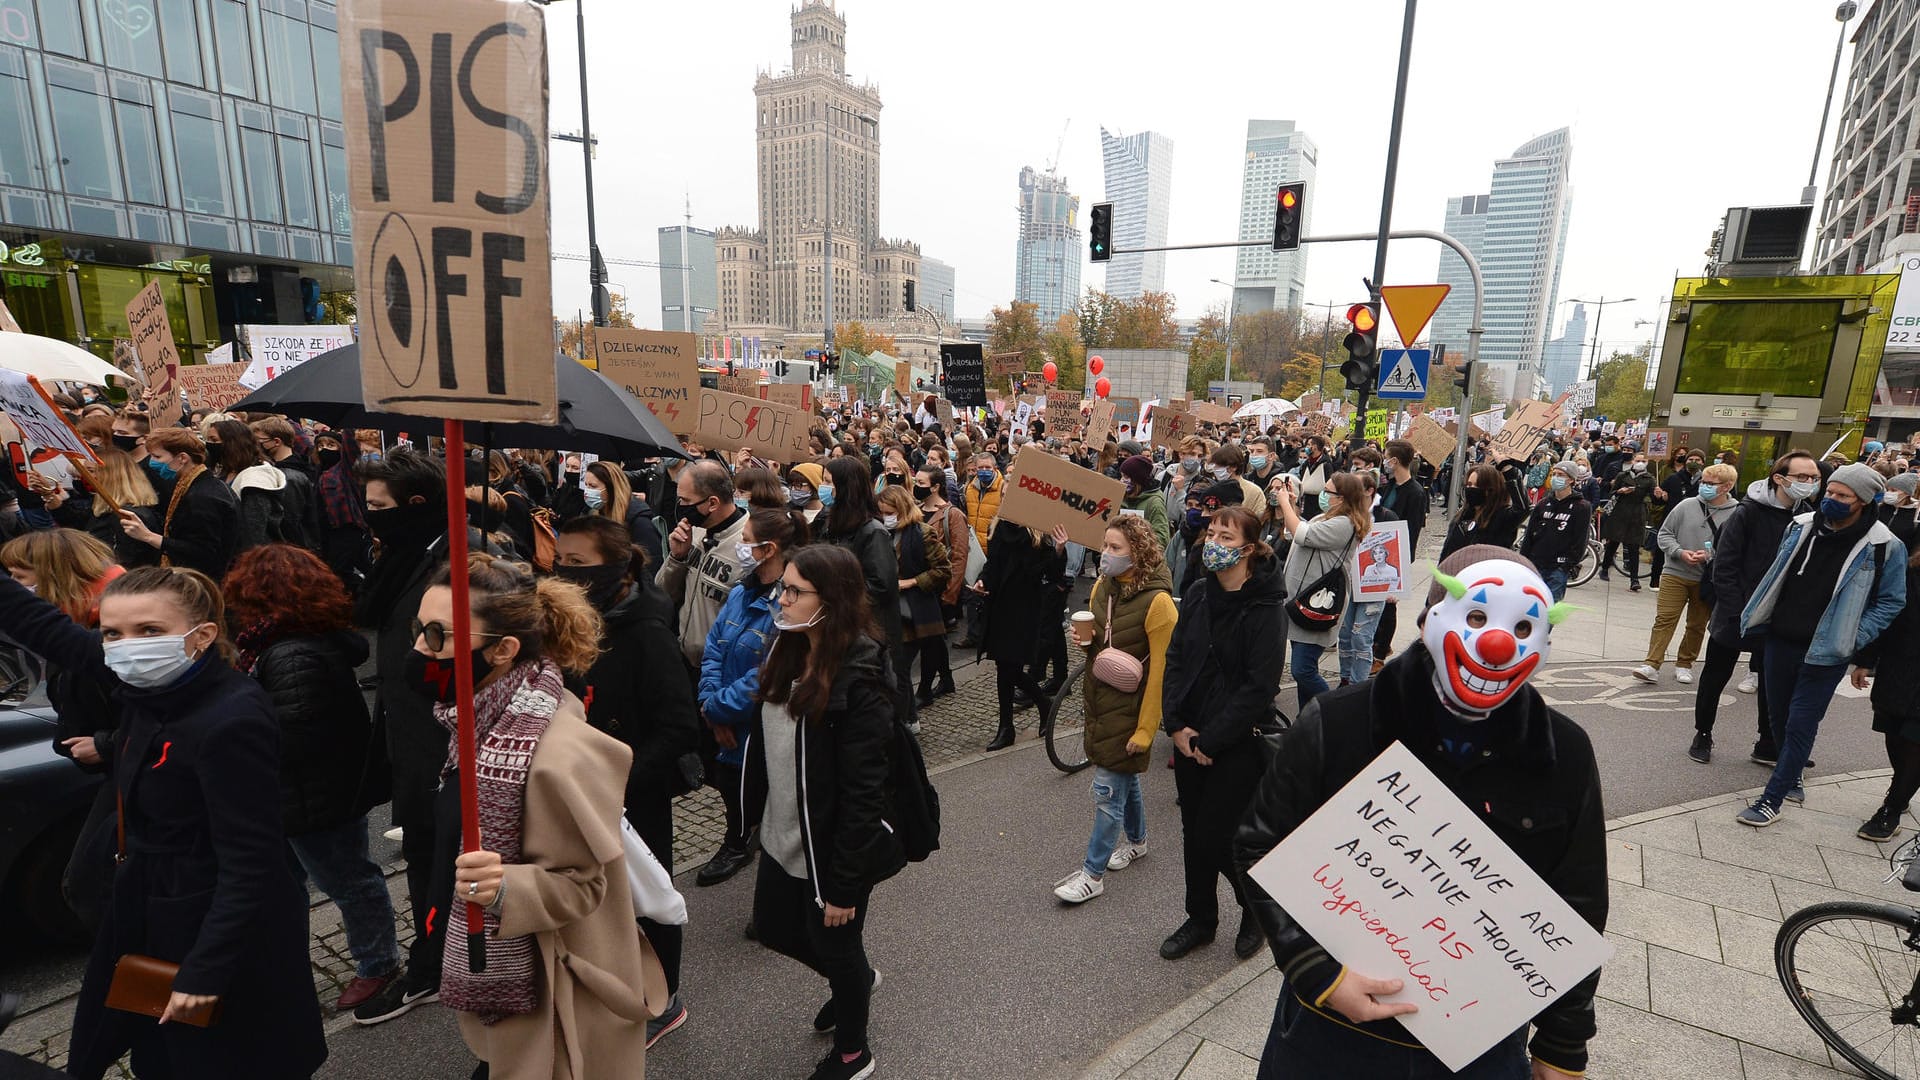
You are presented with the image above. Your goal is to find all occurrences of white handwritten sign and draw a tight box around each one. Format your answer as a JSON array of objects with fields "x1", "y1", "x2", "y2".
[
  {"x1": 239, "y1": 325, "x2": 355, "y2": 390},
  {"x1": 1246, "y1": 742, "x2": 1609, "y2": 1071},
  {"x1": 0, "y1": 370, "x2": 94, "y2": 460}
]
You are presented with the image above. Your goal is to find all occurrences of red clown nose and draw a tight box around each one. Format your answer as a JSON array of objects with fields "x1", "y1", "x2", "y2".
[{"x1": 1475, "y1": 628, "x2": 1517, "y2": 666}]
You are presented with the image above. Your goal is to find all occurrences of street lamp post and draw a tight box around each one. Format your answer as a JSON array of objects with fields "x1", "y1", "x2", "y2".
[
  {"x1": 1565, "y1": 296, "x2": 1637, "y2": 381},
  {"x1": 1209, "y1": 278, "x2": 1237, "y2": 387},
  {"x1": 1807, "y1": 2, "x2": 1861, "y2": 205},
  {"x1": 539, "y1": 0, "x2": 605, "y2": 325}
]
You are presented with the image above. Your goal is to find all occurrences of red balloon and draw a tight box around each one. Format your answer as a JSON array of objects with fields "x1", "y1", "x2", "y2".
[
  {"x1": 1094, "y1": 377, "x2": 1111, "y2": 398},
  {"x1": 1088, "y1": 354, "x2": 1105, "y2": 376},
  {"x1": 1042, "y1": 361, "x2": 1058, "y2": 383}
]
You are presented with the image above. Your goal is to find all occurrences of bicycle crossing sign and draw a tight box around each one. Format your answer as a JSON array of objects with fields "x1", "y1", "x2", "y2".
[{"x1": 1375, "y1": 348, "x2": 1430, "y2": 400}]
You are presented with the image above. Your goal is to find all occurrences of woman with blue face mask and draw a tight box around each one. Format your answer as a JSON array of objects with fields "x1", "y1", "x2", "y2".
[
  {"x1": 115, "y1": 428, "x2": 239, "y2": 583},
  {"x1": 1274, "y1": 471, "x2": 1371, "y2": 712},
  {"x1": 0, "y1": 566, "x2": 326, "y2": 1077},
  {"x1": 574, "y1": 461, "x2": 663, "y2": 569}
]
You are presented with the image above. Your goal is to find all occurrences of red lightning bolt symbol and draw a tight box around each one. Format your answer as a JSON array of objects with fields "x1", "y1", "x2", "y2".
[
  {"x1": 662, "y1": 402, "x2": 680, "y2": 425},
  {"x1": 744, "y1": 407, "x2": 762, "y2": 437}
]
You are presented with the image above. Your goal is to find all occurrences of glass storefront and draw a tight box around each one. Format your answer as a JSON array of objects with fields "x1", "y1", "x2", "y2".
[{"x1": 0, "y1": 236, "x2": 217, "y2": 364}]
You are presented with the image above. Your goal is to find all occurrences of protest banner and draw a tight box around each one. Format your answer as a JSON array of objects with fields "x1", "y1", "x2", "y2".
[
  {"x1": 125, "y1": 280, "x2": 182, "y2": 427},
  {"x1": 594, "y1": 327, "x2": 699, "y2": 435},
  {"x1": 990, "y1": 351, "x2": 1027, "y2": 380},
  {"x1": 341, "y1": 0, "x2": 556, "y2": 424},
  {"x1": 696, "y1": 389, "x2": 811, "y2": 462},
  {"x1": 894, "y1": 361, "x2": 911, "y2": 398},
  {"x1": 177, "y1": 363, "x2": 252, "y2": 412},
  {"x1": 1046, "y1": 390, "x2": 1084, "y2": 437},
  {"x1": 1246, "y1": 741, "x2": 1610, "y2": 1071},
  {"x1": 766, "y1": 382, "x2": 812, "y2": 412},
  {"x1": 1488, "y1": 399, "x2": 1559, "y2": 462},
  {"x1": 1299, "y1": 391, "x2": 1322, "y2": 415},
  {"x1": 1084, "y1": 399, "x2": 1117, "y2": 446},
  {"x1": 1304, "y1": 413, "x2": 1332, "y2": 437},
  {"x1": 1108, "y1": 395, "x2": 1141, "y2": 435},
  {"x1": 1011, "y1": 400, "x2": 1034, "y2": 438},
  {"x1": 238, "y1": 324, "x2": 356, "y2": 390},
  {"x1": 0, "y1": 370, "x2": 95, "y2": 460},
  {"x1": 1645, "y1": 428, "x2": 1671, "y2": 459},
  {"x1": 0, "y1": 298, "x2": 19, "y2": 333},
  {"x1": 934, "y1": 398, "x2": 955, "y2": 427},
  {"x1": 998, "y1": 445, "x2": 1127, "y2": 549},
  {"x1": 1567, "y1": 380, "x2": 1597, "y2": 410},
  {"x1": 1190, "y1": 400, "x2": 1237, "y2": 427},
  {"x1": 206, "y1": 342, "x2": 235, "y2": 365},
  {"x1": 1365, "y1": 408, "x2": 1390, "y2": 442},
  {"x1": 110, "y1": 338, "x2": 140, "y2": 383},
  {"x1": 717, "y1": 373, "x2": 760, "y2": 398},
  {"x1": 1149, "y1": 405, "x2": 1193, "y2": 451},
  {"x1": 941, "y1": 343, "x2": 986, "y2": 407},
  {"x1": 1348, "y1": 519, "x2": 1413, "y2": 600},
  {"x1": 1406, "y1": 414, "x2": 1458, "y2": 470}
]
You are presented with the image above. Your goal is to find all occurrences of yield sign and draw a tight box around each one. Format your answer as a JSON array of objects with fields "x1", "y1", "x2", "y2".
[{"x1": 1379, "y1": 283, "x2": 1452, "y2": 349}]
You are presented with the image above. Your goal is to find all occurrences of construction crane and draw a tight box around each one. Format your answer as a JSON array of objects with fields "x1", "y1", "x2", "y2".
[
  {"x1": 552, "y1": 252, "x2": 690, "y2": 271},
  {"x1": 1046, "y1": 119, "x2": 1070, "y2": 180}
]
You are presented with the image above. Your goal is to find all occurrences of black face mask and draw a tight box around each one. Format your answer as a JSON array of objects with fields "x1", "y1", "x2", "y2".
[
  {"x1": 912, "y1": 484, "x2": 933, "y2": 501},
  {"x1": 111, "y1": 434, "x2": 141, "y2": 453},
  {"x1": 403, "y1": 647, "x2": 499, "y2": 705},
  {"x1": 884, "y1": 473, "x2": 905, "y2": 487},
  {"x1": 365, "y1": 502, "x2": 443, "y2": 550},
  {"x1": 1463, "y1": 487, "x2": 1486, "y2": 507},
  {"x1": 316, "y1": 448, "x2": 343, "y2": 470},
  {"x1": 677, "y1": 501, "x2": 708, "y2": 527},
  {"x1": 554, "y1": 562, "x2": 628, "y2": 611}
]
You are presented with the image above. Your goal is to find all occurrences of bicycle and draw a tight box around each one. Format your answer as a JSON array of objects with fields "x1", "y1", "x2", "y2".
[
  {"x1": 1776, "y1": 834, "x2": 1920, "y2": 1078},
  {"x1": 1567, "y1": 538, "x2": 1602, "y2": 589},
  {"x1": 1040, "y1": 661, "x2": 1091, "y2": 774}
]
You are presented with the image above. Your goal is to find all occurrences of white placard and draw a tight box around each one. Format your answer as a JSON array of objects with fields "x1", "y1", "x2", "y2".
[
  {"x1": 238, "y1": 325, "x2": 355, "y2": 389},
  {"x1": 206, "y1": 342, "x2": 235, "y2": 365},
  {"x1": 1246, "y1": 741, "x2": 1610, "y2": 1071},
  {"x1": 1347, "y1": 519, "x2": 1413, "y2": 601},
  {"x1": 1566, "y1": 380, "x2": 1596, "y2": 410},
  {"x1": 0, "y1": 370, "x2": 94, "y2": 459}
]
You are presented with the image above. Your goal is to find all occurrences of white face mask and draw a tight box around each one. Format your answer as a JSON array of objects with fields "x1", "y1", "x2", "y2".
[
  {"x1": 103, "y1": 627, "x2": 208, "y2": 688},
  {"x1": 882, "y1": 513, "x2": 899, "y2": 529},
  {"x1": 773, "y1": 608, "x2": 825, "y2": 632}
]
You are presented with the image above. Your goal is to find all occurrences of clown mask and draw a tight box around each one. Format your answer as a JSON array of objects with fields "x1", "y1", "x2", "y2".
[{"x1": 1421, "y1": 559, "x2": 1571, "y2": 719}]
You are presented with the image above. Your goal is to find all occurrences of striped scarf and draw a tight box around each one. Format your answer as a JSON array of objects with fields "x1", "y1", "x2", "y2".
[{"x1": 435, "y1": 658, "x2": 563, "y2": 1023}]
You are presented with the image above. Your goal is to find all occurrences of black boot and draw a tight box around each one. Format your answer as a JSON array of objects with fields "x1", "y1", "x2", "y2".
[
  {"x1": 934, "y1": 672, "x2": 956, "y2": 697},
  {"x1": 695, "y1": 836, "x2": 756, "y2": 887},
  {"x1": 985, "y1": 720, "x2": 1016, "y2": 752},
  {"x1": 1159, "y1": 918, "x2": 1217, "y2": 960},
  {"x1": 1233, "y1": 912, "x2": 1265, "y2": 959},
  {"x1": 915, "y1": 685, "x2": 935, "y2": 708}
]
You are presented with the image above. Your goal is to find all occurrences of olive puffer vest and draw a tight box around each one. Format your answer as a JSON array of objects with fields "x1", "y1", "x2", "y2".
[{"x1": 1082, "y1": 562, "x2": 1174, "y2": 773}]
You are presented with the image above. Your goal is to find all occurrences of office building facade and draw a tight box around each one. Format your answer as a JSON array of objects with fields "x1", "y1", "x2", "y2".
[
  {"x1": 1430, "y1": 194, "x2": 1488, "y2": 353},
  {"x1": 0, "y1": 0, "x2": 355, "y2": 360},
  {"x1": 1014, "y1": 164, "x2": 1080, "y2": 325},
  {"x1": 1231, "y1": 119, "x2": 1315, "y2": 315},
  {"x1": 1815, "y1": 1, "x2": 1920, "y2": 275},
  {"x1": 1541, "y1": 301, "x2": 1587, "y2": 399},
  {"x1": 658, "y1": 224, "x2": 717, "y2": 334},
  {"x1": 1099, "y1": 127, "x2": 1173, "y2": 300},
  {"x1": 918, "y1": 254, "x2": 955, "y2": 322}
]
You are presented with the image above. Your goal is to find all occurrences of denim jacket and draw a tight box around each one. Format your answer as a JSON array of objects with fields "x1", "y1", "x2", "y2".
[
  {"x1": 699, "y1": 577, "x2": 779, "y2": 765},
  {"x1": 1740, "y1": 512, "x2": 1907, "y2": 667}
]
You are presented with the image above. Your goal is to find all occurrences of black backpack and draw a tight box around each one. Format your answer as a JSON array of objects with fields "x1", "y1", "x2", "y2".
[{"x1": 884, "y1": 716, "x2": 941, "y2": 863}]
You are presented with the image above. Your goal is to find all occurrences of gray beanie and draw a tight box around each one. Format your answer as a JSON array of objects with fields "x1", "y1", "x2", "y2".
[
  {"x1": 1829, "y1": 462, "x2": 1887, "y2": 504},
  {"x1": 1890, "y1": 471, "x2": 1919, "y2": 499}
]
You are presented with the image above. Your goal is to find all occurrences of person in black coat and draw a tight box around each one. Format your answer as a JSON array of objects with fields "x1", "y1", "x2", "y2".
[
  {"x1": 0, "y1": 567, "x2": 325, "y2": 1079},
  {"x1": 1854, "y1": 496, "x2": 1920, "y2": 840},
  {"x1": 821, "y1": 456, "x2": 903, "y2": 648},
  {"x1": 1439, "y1": 463, "x2": 1526, "y2": 559},
  {"x1": 1518, "y1": 462, "x2": 1594, "y2": 601},
  {"x1": 975, "y1": 518, "x2": 1068, "y2": 752},
  {"x1": 1158, "y1": 505, "x2": 1285, "y2": 963},
  {"x1": 556, "y1": 515, "x2": 701, "y2": 1031},
  {"x1": 115, "y1": 427, "x2": 239, "y2": 582},
  {"x1": 224, "y1": 543, "x2": 399, "y2": 1013}
]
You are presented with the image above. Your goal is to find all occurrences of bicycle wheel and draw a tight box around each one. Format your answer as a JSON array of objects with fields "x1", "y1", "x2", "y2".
[
  {"x1": 1776, "y1": 900, "x2": 1920, "y2": 1080},
  {"x1": 1568, "y1": 540, "x2": 1600, "y2": 588},
  {"x1": 1043, "y1": 662, "x2": 1091, "y2": 774}
]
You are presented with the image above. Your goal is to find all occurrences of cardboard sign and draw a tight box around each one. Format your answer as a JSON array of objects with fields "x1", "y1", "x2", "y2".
[
  {"x1": 1304, "y1": 413, "x2": 1332, "y2": 437},
  {"x1": 1646, "y1": 428, "x2": 1671, "y2": 459},
  {"x1": 933, "y1": 398, "x2": 955, "y2": 427},
  {"x1": 239, "y1": 325, "x2": 355, "y2": 390},
  {"x1": 0, "y1": 297, "x2": 19, "y2": 333},
  {"x1": 990, "y1": 351, "x2": 1027, "y2": 379},
  {"x1": 176, "y1": 363, "x2": 252, "y2": 412},
  {"x1": 997, "y1": 445, "x2": 1127, "y2": 549},
  {"x1": 1348, "y1": 520, "x2": 1413, "y2": 600},
  {"x1": 0, "y1": 370, "x2": 94, "y2": 460},
  {"x1": 766, "y1": 382, "x2": 812, "y2": 413},
  {"x1": 594, "y1": 327, "x2": 699, "y2": 435},
  {"x1": 941, "y1": 343, "x2": 986, "y2": 407},
  {"x1": 206, "y1": 342, "x2": 235, "y2": 365},
  {"x1": 1488, "y1": 399, "x2": 1560, "y2": 462},
  {"x1": 1406, "y1": 414, "x2": 1457, "y2": 470},
  {"x1": 341, "y1": 0, "x2": 557, "y2": 423},
  {"x1": 1471, "y1": 408, "x2": 1505, "y2": 436},
  {"x1": 696, "y1": 389, "x2": 810, "y2": 462},
  {"x1": 1149, "y1": 405, "x2": 1193, "y2": 451},
  {"x1": 716, "y1": 373, "x2": 760, "y2": 398},
  {"x1": 1190, "y1": 400, "x2": 1237, "y2": 427},
  {"x1": 1084, "y1": 399, "x2": 1117, "y2": 446},
  {"x1": 1046, "y1": 390, "x2": 1084, "y2": 437},
  {"x1": 1247, "y1": 741, "x2": 1610, "y2": 1071},
  {"x1": 125, "y1": 280, "x2": 181, "y2": 428},
  {"x1": 110, "y1": 338, "x2": 140, "y2": 382}
]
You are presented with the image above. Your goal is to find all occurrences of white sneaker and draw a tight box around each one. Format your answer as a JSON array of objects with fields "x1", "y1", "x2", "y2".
[
  {"x1": 1632, "y1": 664, "x2": 1660, "y2": 684},
  {"x1": 1738, "y1": 672, "x2": 1759, "y2": 694},
  {"x1": 1052, "y1": 869, "x2": 1104, "y2": 904},
  {"x1": 1107, "y1": 841, "x2": 1148, "y2": 871},
  {"x1": 1675, "y1": 667, "x2": 1694, "y2": 685}
]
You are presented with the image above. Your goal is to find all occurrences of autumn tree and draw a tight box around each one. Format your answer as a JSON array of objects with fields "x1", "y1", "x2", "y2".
[
  {"x1": 1230, "y1": 308, "x2": 1306, "y2": 389},
  {"x1": 1043, "y1": 311, "x2": 1088, "y2": 392},
  {"x1": 834, "y1": 321, "x2": 898, "y2": 358},
  {"x1": 1590, "y1": 350, "x2": 1654, "y2": 423},
  {"x1": 1188, "y1": 307, "x2": 1228, "y2": 394},
  {"x1": 1077, "y1": 289, "x2": 1180, "y2": 350},
  {"x1": 987, "y1": 299, "x2": 1046, "y2": 379},
  {"x1": 556, "y1": 292, "x2": 636, "y2": 361}
]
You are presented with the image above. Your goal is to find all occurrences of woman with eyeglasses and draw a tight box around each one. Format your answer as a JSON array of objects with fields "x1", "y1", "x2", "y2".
[
  {"x1": 743, "y1": 544, "x2": 904, "y2": 1080},
  {"x1": 413, "y1": 553, "x2": 665, "y2": 1079}
]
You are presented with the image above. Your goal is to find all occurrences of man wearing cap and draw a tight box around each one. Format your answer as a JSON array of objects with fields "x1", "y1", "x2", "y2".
[
  {"x1": 1518, "y1": 461, "x2": 1593, "y2": 601},
  {"x1": 1736, "y1": 462, "x2": 1908, "y2": 826},
  {"x1": 1119, "y1": 454, "x2": 1171, "y2": 548}
]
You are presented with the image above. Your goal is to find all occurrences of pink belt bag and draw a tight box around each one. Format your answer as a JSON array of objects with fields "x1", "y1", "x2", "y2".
[{"x1": 1089, "y1": 592, "x2": 1146, "y2": 693}]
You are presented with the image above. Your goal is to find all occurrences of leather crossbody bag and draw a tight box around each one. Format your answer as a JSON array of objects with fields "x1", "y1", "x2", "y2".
[{"x1": 103, "y1": 789, "x2": 218, "y2": 1027}]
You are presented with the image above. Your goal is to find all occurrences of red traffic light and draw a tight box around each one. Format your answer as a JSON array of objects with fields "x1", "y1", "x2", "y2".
[
  {"x1": 1280, "y1": 189, "x2": 1298, "y2": 210},
  {"x1": 1346, "y1": 304, "x2": 1376, "y2": 332}
]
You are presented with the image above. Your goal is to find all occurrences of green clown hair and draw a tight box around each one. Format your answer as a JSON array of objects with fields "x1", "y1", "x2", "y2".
[{"x1": 1431, "y1": 564, "x2": 1467, "y2": 600}]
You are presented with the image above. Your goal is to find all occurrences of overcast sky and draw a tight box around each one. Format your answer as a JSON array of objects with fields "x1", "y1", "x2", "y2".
[{"x1": 541, "y1": 0, "x2": 1859, "y2": 358}]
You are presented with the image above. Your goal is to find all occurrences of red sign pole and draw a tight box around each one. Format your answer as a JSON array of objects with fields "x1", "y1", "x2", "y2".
[{"x1": 442, "y1": 418, "x2": 486, "y2": 973}]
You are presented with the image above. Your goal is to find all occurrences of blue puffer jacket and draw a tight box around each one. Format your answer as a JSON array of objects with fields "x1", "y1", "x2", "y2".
[
  {"x1": 1741, "y1": 512, "x2": 1908, "y2": 667},
  {"x1": 699, "y1": 577, "x2": 780, "y2": 765}
]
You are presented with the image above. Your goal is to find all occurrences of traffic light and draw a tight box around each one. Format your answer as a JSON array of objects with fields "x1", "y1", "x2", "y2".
[
  {"x1": 1272, "y1": 183, "x2": 1303, "y2": 251},
  {"x1": 903, "y1": 280, "x2": 916, "y2": 311},
  {"x1": 1340, "y1": 303, "x2": 1380, "y2": 391},
  {"x1": 1452, "y1": 359, "x2": 1475, "y2": 395},
  {"x1": 1089, "y1": 202, "x2": 1113, "y2": 263}
]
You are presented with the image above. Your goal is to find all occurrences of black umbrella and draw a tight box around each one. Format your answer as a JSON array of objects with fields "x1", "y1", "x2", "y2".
[{"x1": 229, "y1": 344, "x2": 688, "y2": 460}]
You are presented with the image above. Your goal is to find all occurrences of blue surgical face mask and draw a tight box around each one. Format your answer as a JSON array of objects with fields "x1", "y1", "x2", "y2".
[
  {"x1": 1550, "y1": 475, "x2": 1570, "y2": 493},
  {"x1": 1248, "y1": 455, "x2": 1268, "y2": 472},
  {"x1": 582, "y1": 486, "x2": 604, "y2": 510},
  {"x1": 1199, "y1": 540, "x2": 1244, "y2": 572},
  {"x1": 1819, "y1": 496, "x2": 1853, "y2": 522},
  {"x1": 149, "y1": 458, "x2": 178, "y2": 482},
  {"x1": 735, "y1": 495, "x2": 752, "y2": 510},
  {"x1": 819, "y1": 485, "x2": 836, "y2": 508},
  {"x1": 1318, "y1": 490, "x2": 1334, "y2": 513},
  {"x1": 1697, "y1": 483, "x2": 1721, "y2": 502},
  {"x1": 976, "y1": 468, "x2": 996, "y2": 487}
]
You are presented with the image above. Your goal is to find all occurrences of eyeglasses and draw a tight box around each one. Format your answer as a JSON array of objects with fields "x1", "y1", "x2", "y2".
[
  {"x1": 410, "y1": 619, "x2": 504, "y2": 653},
  {"x1": 778, "y1": 584, "x2": 819, "y2": 602}
]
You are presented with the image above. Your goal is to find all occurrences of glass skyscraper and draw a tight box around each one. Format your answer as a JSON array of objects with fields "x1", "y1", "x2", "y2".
[
  {"x1": 0, "y1": 0, "x2": 352, "y2": 359},
  {"x1": 1431, "y1": 193, "x2": 1488, "y2": 353},
  {"x1": 1014, "y1": 164, "x2": 1079, "y2": 326},
  {"x1": 1099, "y1": 127, "x2": 1173, "y2": 300},
  {"x1": 1231, "y1": 119, "x2": 1315, "y2": 315}
]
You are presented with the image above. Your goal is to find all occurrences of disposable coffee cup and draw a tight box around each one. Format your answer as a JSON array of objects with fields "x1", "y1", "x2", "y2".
[{"x1": 1071, "y1": 611, "x2": 1095, "y2": 644}]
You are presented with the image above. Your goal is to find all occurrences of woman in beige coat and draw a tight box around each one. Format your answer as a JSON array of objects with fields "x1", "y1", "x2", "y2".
[{"x1": 414, "y1": 554, "x2": 668, "y2": 1079}]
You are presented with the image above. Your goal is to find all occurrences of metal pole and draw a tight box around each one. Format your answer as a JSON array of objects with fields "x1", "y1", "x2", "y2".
[
  {"x1": 1223, "y1": 294, "x2": 1235, "y2": 387},
  {"x1": 1807, "y1": 5, "x2": 1856, "y2": 202},
  {"x1": 1353, "y1": 0, "x2": 1418, "y2": 450},
  {"x1": 1586, "y1": 296, "x2": 1606, "y2": 380},
  {"x1": 573, "y1": 0, "x2": 606, "y2": 326}
]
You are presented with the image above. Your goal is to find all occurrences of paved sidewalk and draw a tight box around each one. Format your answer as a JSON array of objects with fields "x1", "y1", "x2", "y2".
[{"x1": 1082, "y1": 769, "x2": 1917, "y2": 1080}]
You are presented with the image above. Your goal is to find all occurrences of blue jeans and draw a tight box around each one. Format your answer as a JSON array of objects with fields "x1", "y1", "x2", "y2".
[
  {"x1": 1083, "y1": 766, "x2": 1145, "y2": 878},
  {"x1": 1759, "y1": 637, "x2": 1849, "y2": 811},
  {"x1": 1259, "y1": 990, "x2": 1528, "y2": 1079},
  {"x1": 1541, "y1": 568, "x2": 1568, "y2": 601},
  {"x1": 288, "y1": 815, "x2": 402, "y2": 979},
  {"x1": 1338, "y1": 602, "x2": 1385, "y2": 684},
  {"x1": 1291, "y1": 641, "x2": 1330, "y2": 713}
]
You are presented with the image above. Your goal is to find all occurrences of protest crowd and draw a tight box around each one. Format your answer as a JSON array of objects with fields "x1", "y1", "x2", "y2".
[{"x1": 3, "y1": 369, "x2": 1917, "y2": 1080}]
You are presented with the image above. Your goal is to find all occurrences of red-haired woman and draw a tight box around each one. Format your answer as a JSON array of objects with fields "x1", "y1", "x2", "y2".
[{"x1": 224, "y1": 543, "x2": 401, "y2": 1012}]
